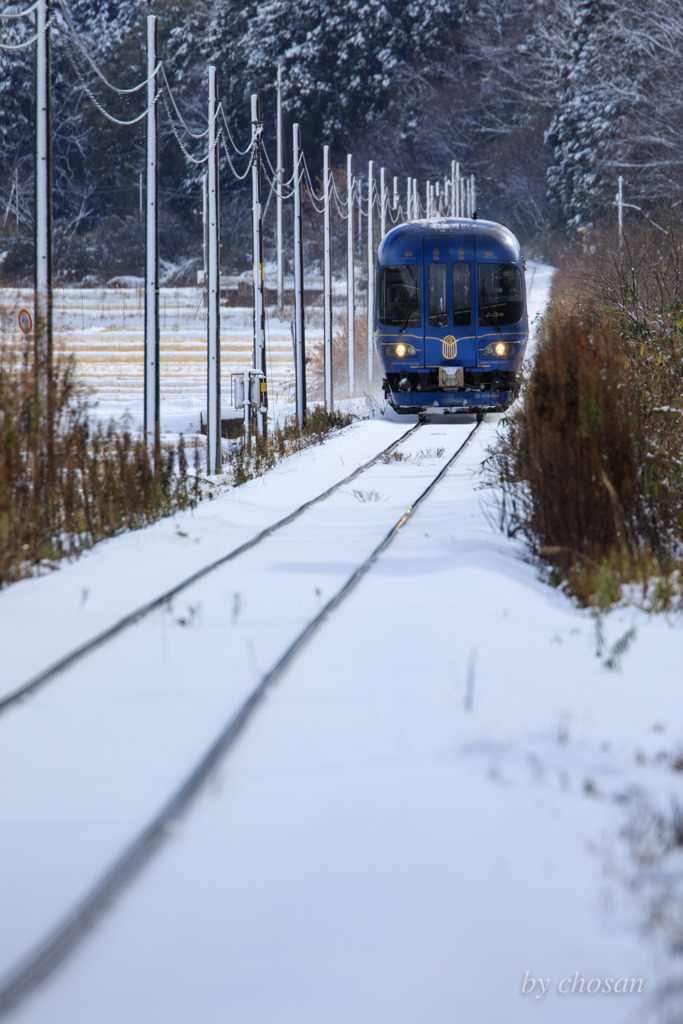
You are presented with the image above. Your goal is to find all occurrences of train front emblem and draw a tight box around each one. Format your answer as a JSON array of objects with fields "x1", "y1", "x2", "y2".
[{"x1": 442, "y1": 335, "x2": 458, "y2": 359}]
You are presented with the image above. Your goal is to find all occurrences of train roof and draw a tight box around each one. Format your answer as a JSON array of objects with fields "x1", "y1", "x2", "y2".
[{"x1": 377, "y1": 218, "x2": 523, "y2": 266}]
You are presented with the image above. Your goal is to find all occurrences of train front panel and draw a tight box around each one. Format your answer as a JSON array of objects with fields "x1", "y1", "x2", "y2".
[{"x1": 375, "y1": 218, "x2": 528, "y2": 414}]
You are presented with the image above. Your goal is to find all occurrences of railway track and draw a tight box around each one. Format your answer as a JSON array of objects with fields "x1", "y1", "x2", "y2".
[
  {"x1": 0, "y1": 418, "x2": 480, "y2": 1018},
  {"x1": 0, "y1": 422, "x2": 422, "y2": 716}
]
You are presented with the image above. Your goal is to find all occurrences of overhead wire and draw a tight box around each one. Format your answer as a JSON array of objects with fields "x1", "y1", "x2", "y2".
[
  {"x1": 0, "y1": 0, "x2": 41, "y2": 18},
  {"x1": 160, "y1": 64, "x2": 210, "y2": 141},
  {"x1": 54, "y1": 0, "x2": 161, "y2": 95},
  {"x1": 220, "y1": 132, "x2": 256, "y2": 182},
  {"x1": 160, "y1": 88, "x2": 215, "y2": 165},
  {"x1": 0, "y1": 15, "x2": 52, "y2": 47},
  {"x1": 261, "y1": 157, "x2": 295, "y2": 200},
  {"x1": 219, "y1": 105, "x2": 253, "y2": 157},
  {"x1": 301, "y1": 153, "x2": 325, "y2": 213},
  {"x1": 62, "y1": 30, "x2": 161, "y2": 125}
]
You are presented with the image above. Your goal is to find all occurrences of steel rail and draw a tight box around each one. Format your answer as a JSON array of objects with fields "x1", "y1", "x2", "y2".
[
  {"x1": 0, "y1": 421, "x2": 479, "y2": 1018},
  {"x1": 0, "y1": 422, "x2": 422, "y2": 716}
]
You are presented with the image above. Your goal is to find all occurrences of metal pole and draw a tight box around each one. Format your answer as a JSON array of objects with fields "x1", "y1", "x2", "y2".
[
  {"x1": 451, "y1": 161, "x2": 456, "y2": 217},
  {"x1": 293, "y1": 123, "x2": 306, "y2": 427},
  {"x1": 413, "y1": 179, "x2": 418, "y2": 218},
  {"x1": 202, "y1": 171, "x2": 208, "y2": 287},
  {"x1": 347, "y1": 154, "x2": 355, "y2": 396},
  {"x1": 393, "y1": 175, "x2": 398, "y2": 215},
  {"x1": 35, "y1": 0, "x2": 53, "y2": 432},
  {"x1": 206, "y1": 67, "x2": 221, "y2": 474},
  {"x1": 456, "y1": 163, "x2": 461, "y2": 217},
  {"x1": 471, "y1": 174, "x2": 476, "y2": 216},
  {"x1": 276, "y1": 62, "x2": 284, "y2": 313},
  {"x1": 251, "y1": 94, "x2": 267, "y2": 436},
  {"x1": 380, "y1": 166, "x2": 386, "y2": 240},
  {"x1": 15, "y1": 168, "x2": 19, "y2": 237},
  {"x1": 617, "y1": 176, "x2": 624, "y2": 248},
  {"x1": 139, "y1": 170, "x2": 143, "y2": 222},
  {"x1": 367, "y1": 159, "x2": 374, "y2": 385},
  {"x1": 144, "y1": 15, "x2": 159, "y2": 454},
  {"x1": 406, "y1": 177, "x2": 411, "y2": 221},
  {"x1": 323, "y1": 144, "x2": 333, "y2": 411}
]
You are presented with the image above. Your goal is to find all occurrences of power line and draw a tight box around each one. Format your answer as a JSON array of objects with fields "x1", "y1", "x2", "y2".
[
  {"x1": 0, "y1": 15, "x2": 52, "y2": 47},
  {"x1": 0, "y1": 0, "x2": 41, "y2": 18},
  {"x1": 54, "y1": 0, "x2": 161, "y2": 95}
]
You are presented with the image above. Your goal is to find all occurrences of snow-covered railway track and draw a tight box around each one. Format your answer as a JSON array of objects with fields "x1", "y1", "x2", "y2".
[
  {"x1": 0, "y1": 423, "x2": 422, "y2": 717},
  {"x1": 0, "y1": 419, "x2": 480, "y2": 1018}
]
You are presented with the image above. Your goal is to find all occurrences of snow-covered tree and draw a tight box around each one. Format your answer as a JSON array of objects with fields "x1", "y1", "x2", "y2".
[
  {"x1": 544, "y1": 0, "x2": 619, "y2": 223},
  {"x1": 209, "y1": 0, "x2": 465, "y2": 154}
]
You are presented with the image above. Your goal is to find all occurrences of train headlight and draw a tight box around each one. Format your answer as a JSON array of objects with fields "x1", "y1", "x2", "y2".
[
  {"x1": 385, "y1": 343, "x2": 418, "y2": 358},
  {"x1": 482, "y1": 342, "x2": 516, "y2": 357}
]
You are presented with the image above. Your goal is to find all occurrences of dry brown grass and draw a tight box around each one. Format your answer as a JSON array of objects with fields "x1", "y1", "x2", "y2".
[
  {"x1": 488, "y1": 214, "x2": 683, "y2": 610},
  {"x1": 0, "y1": 338, "x2": 197, "y2": 587}
]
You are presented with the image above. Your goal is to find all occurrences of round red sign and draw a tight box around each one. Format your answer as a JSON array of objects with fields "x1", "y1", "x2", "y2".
[{"x1": 18, "y1": 309, "x2": 33, "y2": 335}]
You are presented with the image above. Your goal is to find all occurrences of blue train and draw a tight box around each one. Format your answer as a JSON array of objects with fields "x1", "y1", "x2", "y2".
[{"x1": 374, "y1": 218, "x2": 528, "y2": 416}]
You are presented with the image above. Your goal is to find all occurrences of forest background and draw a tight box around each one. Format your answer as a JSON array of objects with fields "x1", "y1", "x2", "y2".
[{"x1": 1, "y1": 0, "x2": 682, "y2": 282}]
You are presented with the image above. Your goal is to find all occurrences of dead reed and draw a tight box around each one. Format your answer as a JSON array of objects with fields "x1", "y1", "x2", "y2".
[
  {"x1": 0, "y1": 337, "x2": 197, "y2": 587},
  {"x1": 488, "y1": 217, "x2": 683, "y2": 609}
]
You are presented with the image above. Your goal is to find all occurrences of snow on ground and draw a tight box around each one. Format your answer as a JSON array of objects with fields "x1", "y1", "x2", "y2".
[{"x1": 2, "y1": 263, "x2": 683, "y2": 1024}]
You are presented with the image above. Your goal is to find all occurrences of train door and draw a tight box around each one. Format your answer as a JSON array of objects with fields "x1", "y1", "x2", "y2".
[{"x1": 422, "y1": 234, "x2": 475, "y2": 369}]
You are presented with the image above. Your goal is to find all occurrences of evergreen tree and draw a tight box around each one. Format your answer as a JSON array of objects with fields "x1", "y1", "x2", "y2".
[{"x1": 544, "y1": 0, "x2": 618, "y2": 224}]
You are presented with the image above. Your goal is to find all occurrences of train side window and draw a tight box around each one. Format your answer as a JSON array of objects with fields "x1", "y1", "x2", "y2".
[
  {"x1": 452, "y1": 264, "x2": 471, "y2": 327},
  {"x1": 377, "y1": 265, "x2": 421, "y2": 326},
  {"x1": 478, "y1": 263, "x2": 524, "y2": 326},
  {"x1": 428, "y1": 264, "x2": 447, "y2": 327}
]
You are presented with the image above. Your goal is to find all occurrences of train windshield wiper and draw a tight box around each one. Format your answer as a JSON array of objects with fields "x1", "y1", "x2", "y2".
[{"x1": 398, "y1": 295, "x2": 417, "y2": 334}]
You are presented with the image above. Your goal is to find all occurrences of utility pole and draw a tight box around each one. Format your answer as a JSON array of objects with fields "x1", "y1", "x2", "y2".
[
  {"x1": 276, "y1": 62, "x2": 284, "y2": 313},
  {"x1": 206, "y1": 67, "x2": 221, "y2": 473},
  {"x1": 15, "y1": 168, "x2": 19, "y2": 237},
  {"x1": 617, "y1": 176, "x2": 624, "y2": 247},
  {"x1": 347, "y1": 154, "x2": 355, "y2": 396},
  {"x1": 380, "y1": 166, "x2": 386, "y2": 240},
  {"x1": 393, "y1": 175, "x2": 398, "y2": 218},
  {"x1": 471, "y1": 174, "x2": 476, "y2": 216},
  {"x1": 367, "y1": 159, "x2": 374, "y2": 385},
  {"x1": 251, "y1": 94, "x2": 267, "y2": 436},
  {"x1": 293, "y1": 123, "x2": 306, "y2": 428},
  {"x1": 35, "y1": 0, "x2": 53, "y2": 440},
  {"x1": 202, "y1": 171, "x2": 208, "y2": 286},
  {"x1": 406, "y1": 176, "x2": 412, "y2": 220},
  {"x1": 144, "y1": 14, "x2": 159, "y2": 455},
  {"x1": 323, "y1": 144, "x2": 333, "y2": 411}
]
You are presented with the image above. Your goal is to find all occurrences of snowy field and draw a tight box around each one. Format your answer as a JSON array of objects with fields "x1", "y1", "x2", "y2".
[
  {"x1": 0, "y1": 284, "x2": 347, "y2": 433},
  {"x1": 1, "y1": 264, "x2": 683, "y2": 1024}
]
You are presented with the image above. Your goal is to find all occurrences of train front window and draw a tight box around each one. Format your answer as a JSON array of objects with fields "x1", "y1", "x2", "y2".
[
  {"x1": 429, "y1": 264, "x2": 448, "y2": 327},
  {"x1": 478, "y1": 263, "x2": 523, "y2": 326},
  {"x1": 452, "y1": 264, "x2": 471, "y2": 327},
  {"x1": 377, "y1": 265, "x2": 421, "y2": 327}
]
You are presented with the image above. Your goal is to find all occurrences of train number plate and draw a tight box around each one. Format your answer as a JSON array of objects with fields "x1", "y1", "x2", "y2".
[{"x1": 439, "y1": 367, "x2": 464, "y2": 388}]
